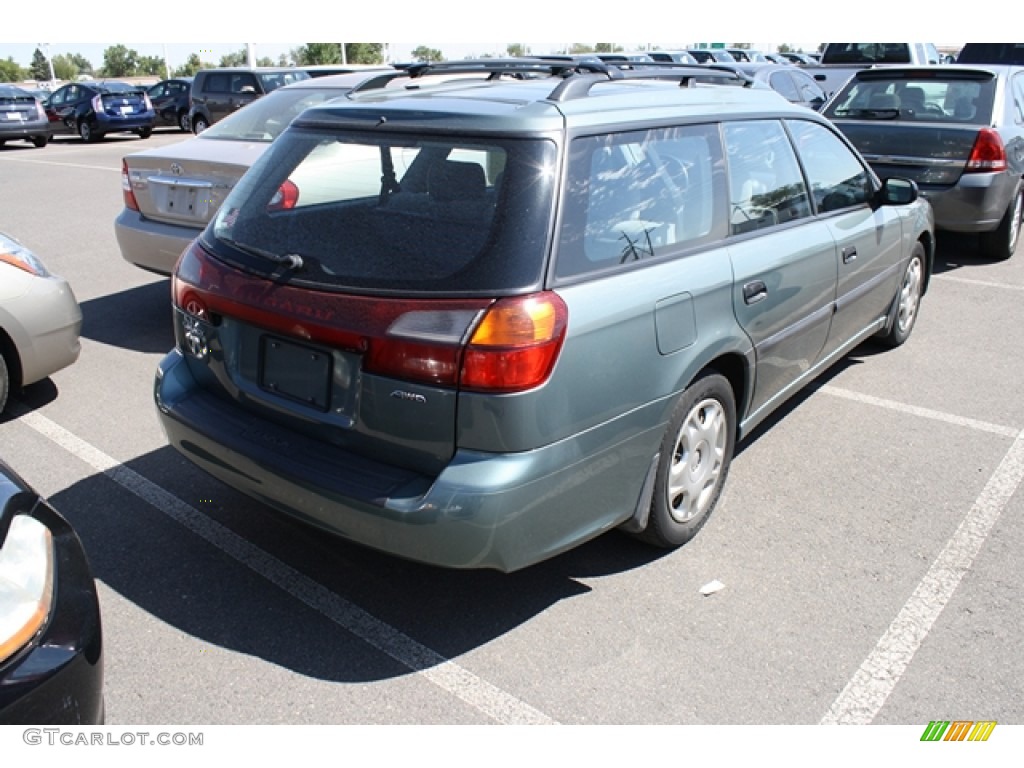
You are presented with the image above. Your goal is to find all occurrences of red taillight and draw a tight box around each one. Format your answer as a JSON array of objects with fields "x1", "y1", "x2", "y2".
[
  {"x1": 461, "y1": 293, "x2": 568, "y2": 392},
  {"x1": 965, "y1": 128, "x2": 1007, "y2": 173},
  {"x1": 267, "y1": 180, "x2": 299, "y2": 211},
  {"x1": 365, "y1": 293, "x2": 568, "y2": 392},
  {"x1": 121, "y1": 160, "x2": 139, "y2": 211}
]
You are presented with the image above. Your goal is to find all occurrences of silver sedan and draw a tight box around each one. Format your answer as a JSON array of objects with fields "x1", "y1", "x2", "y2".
[{"x1": 0, "y1": 232, "x2": 81, "y2": 413}]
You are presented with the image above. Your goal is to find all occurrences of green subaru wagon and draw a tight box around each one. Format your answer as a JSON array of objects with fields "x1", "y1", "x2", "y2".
[{"x1": 155, "y1": 60, "x2": 935, "y2": 571}]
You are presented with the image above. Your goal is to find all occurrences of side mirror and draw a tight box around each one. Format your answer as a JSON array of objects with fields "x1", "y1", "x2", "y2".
[{"x1": 878, "y1": 177, "x2": 919, "y2": 206}]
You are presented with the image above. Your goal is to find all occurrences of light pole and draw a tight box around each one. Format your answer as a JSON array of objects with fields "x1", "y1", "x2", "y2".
[{"x1": 39, "y1": 42, "x2": 56, "y2": 85}]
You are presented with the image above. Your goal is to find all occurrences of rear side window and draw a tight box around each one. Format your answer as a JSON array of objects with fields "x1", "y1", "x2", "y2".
[
  {"x1": 555, "y1": 124, "x2": 723, "y2": 279},
  {"x1": 723, "y1": 120, "x2": 811, "y2": 235},
  {"x1": 209, "y1": 128, "x2": 556, "y2": 294}
]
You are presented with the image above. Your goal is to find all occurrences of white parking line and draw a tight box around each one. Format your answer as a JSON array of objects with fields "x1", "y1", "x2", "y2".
[
  {"x1": 0, "y1": 156, "x2": 119, "y2": 172},
  {"x1": 819, "y1": 385, "x2": 1019, "y2": 437},
  {"x1": 932, "y1": 274, "x2": 1024, "y2": 292},
  {"x1": 818, "y1": 388, "x2": 1024, "y2": 725},
  {"x1": 16, "y1": 408, "x2": 558, "y2": 726}
]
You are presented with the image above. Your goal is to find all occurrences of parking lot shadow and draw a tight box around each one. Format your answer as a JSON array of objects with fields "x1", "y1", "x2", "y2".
[
  {"x1": 931, "y1": 231, "x2": 993, "y2": 275},
  {"x1": 50, "y1": 446, "x2": 670, "y2": 687},
  {"x1": 79, "y1": 280, "x2": 175, "y2": 354}
]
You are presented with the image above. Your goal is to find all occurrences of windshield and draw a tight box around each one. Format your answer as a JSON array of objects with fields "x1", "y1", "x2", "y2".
[
  {"x1": 206, "y1": 127, "x2": 557, "y2": 294},
  {"x1": 825, "y1": 75, "x2": 996, "y2": 123},
  {"x1": 200, "y1": 86, "x2": 351, "y2": 142}
]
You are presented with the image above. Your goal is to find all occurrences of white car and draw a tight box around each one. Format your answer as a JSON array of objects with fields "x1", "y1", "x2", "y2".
[{"x1": 0, "y1": 233, "x2": 82, "y2": 413}]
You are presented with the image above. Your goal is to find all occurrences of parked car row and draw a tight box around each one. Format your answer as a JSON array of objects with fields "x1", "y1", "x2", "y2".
[{"x1": 2, "y1": 48, "x2": 1020, "y2": 719}]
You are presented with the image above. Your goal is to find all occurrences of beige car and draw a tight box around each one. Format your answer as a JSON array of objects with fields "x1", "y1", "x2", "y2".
[
  {"x1": 0, "y1": 232, "x2": 82, "y2": 413},
  {"x1": 116, "y1": 70, "x2": 390, "y2": 275}
]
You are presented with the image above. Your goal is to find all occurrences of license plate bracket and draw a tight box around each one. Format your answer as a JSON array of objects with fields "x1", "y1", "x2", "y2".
[{"x1": 259, "y1": 336, "x2": 331, "y2": 411}]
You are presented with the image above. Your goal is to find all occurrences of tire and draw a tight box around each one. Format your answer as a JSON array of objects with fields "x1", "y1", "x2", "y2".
[
  {"x1": 78, "y1": 120, "x2": 96, "y2": 143},
  {"x1": 192, "y1": 115, "x2": 208, "y2": 134},
  {"x1": 877, "y1": 241, "x2": 925, "y2": 348},
  {"x1": 137, "y1": 127, "x2": 153, "y2": 139},
  {"x1": 31, "y1": 135, "x2": 49, "y2": 148},
  {"x1": 0, "y1": 352, "x2": 9, "y2": 415},
  {"x1": 639, "y1": 371, "x2": 736, "y2": 549},
  {"x1": 979, "y1": 186, "x2": 1023, "y2": 261},
  {"x1": 178, "y1": 111, "x2": 191, "y2": 132}
]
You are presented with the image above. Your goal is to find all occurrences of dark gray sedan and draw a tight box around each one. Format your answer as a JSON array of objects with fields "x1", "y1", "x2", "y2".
[
  {"x1": 0, "y1": 85, "x2": 50, "y2": 148},
  {"x1": 823, "y1": 65, "x2": 1024, "y2": 260}
]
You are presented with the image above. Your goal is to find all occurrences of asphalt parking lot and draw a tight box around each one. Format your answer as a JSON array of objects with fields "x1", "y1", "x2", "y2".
[{"x1": 1, "y1": 130, "x2": 1022, "y2": 726}]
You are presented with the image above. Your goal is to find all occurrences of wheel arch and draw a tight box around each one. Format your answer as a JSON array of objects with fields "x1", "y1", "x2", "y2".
[{"x1": 0, "y1": 325, "x2": 24, "y2": 391}]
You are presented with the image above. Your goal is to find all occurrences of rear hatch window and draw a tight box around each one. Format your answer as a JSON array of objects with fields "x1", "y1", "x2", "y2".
[
  {"x1": 957, "y1": 43, "x2": 1024, "y2": 65},
  {"x1": 0, "y1": 86, "x2": 40, "y2": 119},
  {"x1": 821, "y1": 44, "x2": 913, "y2": 64},
  {"x1": 206, "y1": 126, "x2": 557, "y2": 295},
  {"x1": 97, "y1": 83, "x2": 150, "y2": 115}
]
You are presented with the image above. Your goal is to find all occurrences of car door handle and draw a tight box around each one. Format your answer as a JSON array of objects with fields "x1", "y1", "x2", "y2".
[
  {"x1": 743, "y1": 280, "x2": 768, "y2": 304},
  {"x1": 842, "y1": 246, "x2": 858, "y2": 263}
]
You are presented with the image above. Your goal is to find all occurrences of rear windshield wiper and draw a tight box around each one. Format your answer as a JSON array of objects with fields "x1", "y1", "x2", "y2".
[
  {"x1": 832, "y1": 108, "x2": 901, "y2": 119},
  {"x1": 221, "y1": 237, "x2": 304, "y2": 270}
]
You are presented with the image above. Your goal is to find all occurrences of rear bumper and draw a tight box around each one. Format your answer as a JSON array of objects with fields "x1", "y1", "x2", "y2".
[
  {"x1": 0, "y1": 119, "x2": 51, "y2": 141},
  {"x1": 154, "y1": 348, "x2": 660, "y2": 572},
  {"x1": 91, "y1": 112, "x2": 156, "y2": 135},
  {"x1": 115, "y1": 208, "x2": 199, "y2": 275},
  {"x1": 917, "y1": 172, "x2": 1017, "y2": 233}
]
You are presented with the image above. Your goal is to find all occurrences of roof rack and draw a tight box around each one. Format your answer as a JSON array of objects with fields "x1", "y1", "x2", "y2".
[{"x1": 345, "y1": 58, "x2": 755, "y2": 103}]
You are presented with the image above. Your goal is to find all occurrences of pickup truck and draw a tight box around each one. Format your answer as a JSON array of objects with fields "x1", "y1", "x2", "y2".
[{"x1": 805, "y1": 43, "x2": 943, "y2": 97}]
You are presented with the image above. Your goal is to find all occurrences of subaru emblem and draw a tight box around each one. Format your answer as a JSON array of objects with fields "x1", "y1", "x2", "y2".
[{"x1": 170, "y1": 163, "x2": 183, "y2": 176}]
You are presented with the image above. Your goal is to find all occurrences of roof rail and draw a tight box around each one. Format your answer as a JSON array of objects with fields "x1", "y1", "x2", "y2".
[{"x1": 345, "y1": 57, "x2": 754, "y2": 102}]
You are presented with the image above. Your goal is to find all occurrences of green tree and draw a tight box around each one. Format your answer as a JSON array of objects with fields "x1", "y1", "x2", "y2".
[
  {"x1": 345, "y1": 43, "x2": 384, "y2": 64},
  {"x1": 102, "y1": 45, "x2": 140, "y2": 77},
  {"x1": 137, "y1": 55, "x2": 167, "y2": 76},
  {"x1": 70, "y1": 53, "x2": 93, "y2": 75},
  {"x1": 173, "y1": 53, "x2": 213, "y2": 77},
  {"x1": 777, "y1": 43, "x2": 792, "y2": 53},
  {"x1": 257, "y1": 56, "x2": 275, "y2": 67},
  {"x1": 30, "y1": 48, "x2": 50, "y2": 81},
  {"x1": 410, "y1": 46, "x2": 444, "y2": 63},
  {"x1": 295, "y1": 43, "x2": 342, "y2": 65},
  {"x1": 0, "y1": 56, "x2": 27, "y2": 82},
  {"x1": 593, "y1": 43, "x2": 623, "y2": 53},
  {"x1": 219, "y1": 48, "x2": 248, "y2": 67},
  {"x1": 51, "y1": 54, "x2": 78, "y2": 81},
  {"x1": 506, "y1": 43, "x2": 530, "y2": 57},
  {"x1": 570, "y1": 43, "x2": 595, "y2": 54}
]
